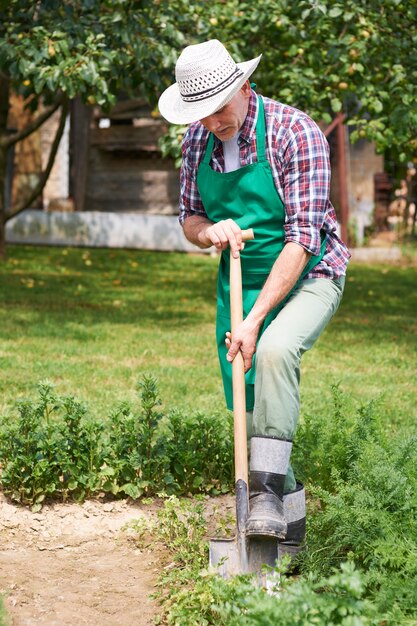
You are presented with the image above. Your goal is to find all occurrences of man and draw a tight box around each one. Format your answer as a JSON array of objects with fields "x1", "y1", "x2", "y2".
[{"x1": 159, "y1": 40, "x2": 350, "y2": 551}]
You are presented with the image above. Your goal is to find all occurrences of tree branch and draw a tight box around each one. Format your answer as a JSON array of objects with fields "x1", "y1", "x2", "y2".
[
  {"x1": 0, "y1": 95, "x2": 64, "y2": 149},
  {"x1": 6, "y1": 99, "x2": 69, "y2": 222}
]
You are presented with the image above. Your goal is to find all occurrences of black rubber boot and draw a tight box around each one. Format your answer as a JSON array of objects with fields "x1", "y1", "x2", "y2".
[{"x1": 246, "y1": 436, "x2": 292, "y2": 539}]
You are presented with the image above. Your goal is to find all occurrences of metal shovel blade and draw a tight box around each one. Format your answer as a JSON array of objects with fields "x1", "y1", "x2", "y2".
[
  {"x1": 209, "y1": 538, "x2": 242, "y2": 578},
  {"x1": 209, "y1": 535, "x2": 280, "y2": 580}
]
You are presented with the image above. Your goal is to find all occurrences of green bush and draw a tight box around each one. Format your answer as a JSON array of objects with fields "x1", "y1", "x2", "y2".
[
  {"x1": 0, "y1": 376, "x2": 234, "y2": 508},
  {"x1": 165, "y1": 409, "x2": 233, "y2": 495},
  {"x1": 293, "y1": 385, "x2": 417, "y2": 624},
  {"x1": 0, "y1": 381, "x2": 103, "y2": 509}
]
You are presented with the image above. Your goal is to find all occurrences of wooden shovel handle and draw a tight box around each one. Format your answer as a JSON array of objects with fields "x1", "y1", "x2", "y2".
[
  {"x1": 230, "y1": 232, "x2": 253, "y2": 485},
  {"x1": 241, "y1": 228, "x2": 254, "y2": 243}
]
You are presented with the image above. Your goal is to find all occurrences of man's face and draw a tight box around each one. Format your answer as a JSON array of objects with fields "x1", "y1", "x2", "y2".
[{"x1": 200, "y1": 81, "x2": 251, "y2": 141}]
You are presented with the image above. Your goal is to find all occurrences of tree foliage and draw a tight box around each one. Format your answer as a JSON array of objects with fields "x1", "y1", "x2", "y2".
[
  {"x1": 158, "y1": 0, "x2": 417, "y2": 162},
  {"x1": 0, "y1": 0, "x2": 187, "y2": 109}
]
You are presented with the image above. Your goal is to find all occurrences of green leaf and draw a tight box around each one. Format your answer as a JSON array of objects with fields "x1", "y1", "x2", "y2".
[
  {"x1": 121, "y1": 483, "x2": 142, "y2": 499},
  {"x1": 101, "y1": 465, "x2": 116, "y2": 476},
  {"x1": 329, "y1": 7, "x2": 344, "y2": 18},
  {"x1": 331, "y1": 97, "x2": 342, "y2": 112}
]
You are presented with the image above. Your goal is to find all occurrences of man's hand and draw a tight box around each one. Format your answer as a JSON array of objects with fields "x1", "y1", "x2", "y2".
[
  {"x1": 225, "y1": 317, "x2": 262, "y2": 373},
  {"x1": 203, "y1": 219, "x2": 244, "y2": 258}
]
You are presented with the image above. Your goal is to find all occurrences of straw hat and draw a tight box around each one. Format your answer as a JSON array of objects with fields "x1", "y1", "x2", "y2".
[{"x1": 158, "y1": 39, "x2": 262, "y2": 124}]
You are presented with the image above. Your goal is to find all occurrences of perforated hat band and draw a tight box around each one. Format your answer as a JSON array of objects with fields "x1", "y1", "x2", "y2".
[{"x1": 178, "y1": 52, "x2": 245, "y2": 102}]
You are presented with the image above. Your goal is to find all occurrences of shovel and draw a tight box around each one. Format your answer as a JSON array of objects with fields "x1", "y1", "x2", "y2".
[{"x1": 209, "y1": 228, "x2": 280, "y2": 579}]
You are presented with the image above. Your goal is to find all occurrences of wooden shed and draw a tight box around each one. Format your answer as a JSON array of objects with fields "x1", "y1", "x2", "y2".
[{"x1": 70, "y1": 98, "x2": 179, "y2": 215}]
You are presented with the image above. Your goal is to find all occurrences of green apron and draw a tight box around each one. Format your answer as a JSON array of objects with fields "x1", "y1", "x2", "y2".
[{"x1": 196, "y1": 96, "x2": 326, "y2": 410}]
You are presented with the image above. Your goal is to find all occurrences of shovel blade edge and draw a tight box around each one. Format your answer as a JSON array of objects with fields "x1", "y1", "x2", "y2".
[{"x1": 209, "y1": 536, "x2": 280, "y2": 579}]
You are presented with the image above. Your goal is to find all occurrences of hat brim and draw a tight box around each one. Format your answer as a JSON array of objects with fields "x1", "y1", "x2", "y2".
[{"x1": 158, "y1": 55, "x2": 262, "y2": 125}]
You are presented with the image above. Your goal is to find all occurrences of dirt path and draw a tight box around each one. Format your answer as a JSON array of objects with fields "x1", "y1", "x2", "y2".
[{"x1": 0, "y1": 493, "x2": 160, "y2": 625}]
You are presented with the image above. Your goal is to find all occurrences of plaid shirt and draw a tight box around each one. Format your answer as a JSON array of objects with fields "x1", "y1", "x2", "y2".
[{"x1": 179, "y1": 89, "x2": 350, "y2": 279}]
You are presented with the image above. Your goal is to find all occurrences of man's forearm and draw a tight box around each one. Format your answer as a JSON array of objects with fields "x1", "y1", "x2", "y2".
[
  {"x1": 246, "y1": 242, "x2": 311, "y2": 327},
  {"x1": 182, "y1": 215, "x2": 214, "y2": 248}
]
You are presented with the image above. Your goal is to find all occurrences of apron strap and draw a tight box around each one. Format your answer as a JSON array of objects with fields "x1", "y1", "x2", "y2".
[
  {"x1": 255, "y1": 96, "x2": 267, "y2": 162},
  {"x1": 202, "y1": 133, "x2": 214, "y2": 165}
]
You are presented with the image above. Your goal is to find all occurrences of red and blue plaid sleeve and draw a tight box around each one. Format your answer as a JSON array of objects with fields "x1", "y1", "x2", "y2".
[
  {"x1": 280, "y1": 117, "x2": 331, "y2": 256},
  {"x1": 179, "y1": 124, "x2": 208, "y2": 225}
]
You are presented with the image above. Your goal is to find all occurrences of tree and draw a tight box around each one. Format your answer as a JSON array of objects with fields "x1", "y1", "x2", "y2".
[
  {"x1": 0, "y1": 0, "x2": 188, "y2": 257},
  {"x1": 160, "y1": 1, "x2": 417, "y2": 201},
  {"x1": 185, "y1": 1, "x2": 417, "y2": 157}
]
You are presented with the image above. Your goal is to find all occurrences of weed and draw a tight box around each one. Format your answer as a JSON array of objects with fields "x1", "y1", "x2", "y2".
[
  {"x1": 0, "y1": 596, "x2": 7, "y2": 626},
  {"x1": 133, "y1": 498, "x2": 379, "y2": 626}
]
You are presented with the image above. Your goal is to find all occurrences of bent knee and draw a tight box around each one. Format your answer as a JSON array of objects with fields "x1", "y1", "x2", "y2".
[{"x1": 256, "y1": 335, "x2": 299, "y2": 368}]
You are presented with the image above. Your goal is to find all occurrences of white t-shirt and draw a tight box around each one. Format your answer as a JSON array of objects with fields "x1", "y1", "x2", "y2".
[{"x1": 222, "y1": 133, "x2": 240, "y2": 173}]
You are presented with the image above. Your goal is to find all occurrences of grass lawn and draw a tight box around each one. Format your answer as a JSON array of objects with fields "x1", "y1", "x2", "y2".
[{"x1": 0, "y1": 244, "x2": 416, "y2": 436}]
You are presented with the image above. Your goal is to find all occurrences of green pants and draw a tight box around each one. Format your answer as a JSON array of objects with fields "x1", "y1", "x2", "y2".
[{"x1": 247, "y1": 276, "x2": 345, "y2": 492}]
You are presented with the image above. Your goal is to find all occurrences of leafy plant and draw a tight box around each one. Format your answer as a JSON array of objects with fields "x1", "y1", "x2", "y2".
[
  {"x1": 164, "y1": 409, "x2": 233, "y2": 496},
  {"x1": 0, "y1": 376, "x2": 234, "y2": 507},
  {"x1": 212, "y1": 562, "x2": 378, "y2": 626},
  {"x1": 101, "y1": 375, "x2": 173, "y2": 499},
  {"x1": 57, "y1": 394, "x2": 104, "y2": 502},
  {"x1": 101, "y1": 376, "x2": 234, "y2": 500},
  {"x1": 0, "y1": 381, "x2": 103, "y2": 509}
]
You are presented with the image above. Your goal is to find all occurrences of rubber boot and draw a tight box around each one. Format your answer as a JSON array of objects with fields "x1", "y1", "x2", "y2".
[
  {"x1": 246, "y1": 436, "x2": 292, "y2": 539},
  {"x1": 278, "y1": 482, "x2": 306, "y2": 560}
]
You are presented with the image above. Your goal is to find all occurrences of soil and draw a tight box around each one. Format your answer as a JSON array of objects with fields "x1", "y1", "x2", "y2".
[
  {"x1": 0, "y1": 493, "x2": 163, "y2": 626},
  {"x1": 0, "y1": 492, "x2": 236, "y2": 626}
]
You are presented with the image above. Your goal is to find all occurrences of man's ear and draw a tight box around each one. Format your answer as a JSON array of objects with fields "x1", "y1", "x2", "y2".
[{"x1": 241, "y1": 80, "x2": 251, "y2": 98}]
